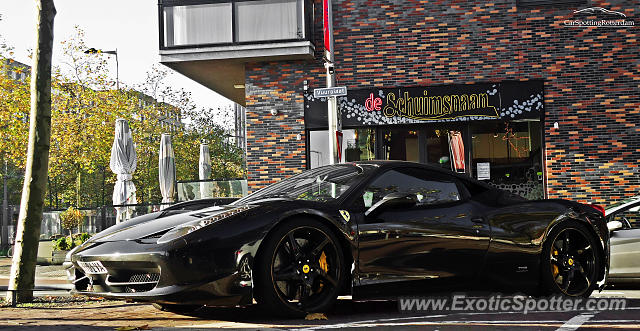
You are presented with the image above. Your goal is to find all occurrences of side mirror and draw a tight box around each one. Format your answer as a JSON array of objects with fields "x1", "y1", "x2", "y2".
[
  {"x1": 365, "y1": 192, "x2": 417, "y2": 217},
  {"x1": 608, "y1": 220, "x2": 623, "y2": 232}
]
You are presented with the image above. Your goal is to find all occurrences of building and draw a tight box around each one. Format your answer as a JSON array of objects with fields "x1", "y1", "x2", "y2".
[
  {"x1": 158, "y1": 0, "x2": 639, "y2": 204},
  {"x1": 3, "y1": 58, "x2": 29, "y2": 82},
  {"x1": 127, "y1": 89, "x2": 184, "y2": 133}
]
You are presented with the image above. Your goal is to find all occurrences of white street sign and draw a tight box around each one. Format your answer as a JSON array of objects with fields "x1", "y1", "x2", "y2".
[{"x1": 314, "y1": 86, "x2": 348, "y2": 98}]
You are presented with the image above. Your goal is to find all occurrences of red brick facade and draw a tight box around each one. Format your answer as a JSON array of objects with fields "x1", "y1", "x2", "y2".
[{"x1": 244, "y1": 0, "x2": 639, "y2": 204}]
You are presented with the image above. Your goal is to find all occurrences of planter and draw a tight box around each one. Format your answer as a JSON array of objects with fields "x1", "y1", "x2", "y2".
[{"x1": 51, "y1": 250, "x2": 69, "y2": 265}]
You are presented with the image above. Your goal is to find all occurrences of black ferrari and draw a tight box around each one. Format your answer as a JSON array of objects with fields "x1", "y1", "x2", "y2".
[{"x1": 65, "y1": 161, "x2": 609, "y2": 316}]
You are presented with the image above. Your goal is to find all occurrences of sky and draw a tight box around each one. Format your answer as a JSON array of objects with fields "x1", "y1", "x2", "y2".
[{"x1": 0, "y1": 0, "x2": 232, "y2": 112}]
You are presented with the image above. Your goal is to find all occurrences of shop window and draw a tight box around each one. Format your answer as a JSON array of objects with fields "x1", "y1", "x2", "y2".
[
  {"x1": 345, "y1": 128, "x2": 376, "y2": 163},
  {"x1": 471, "y1": 120, "x2": 543, "y2": 199},
  {"x1": 309, "y1": 128, "x2": 375, "y2": 169}
]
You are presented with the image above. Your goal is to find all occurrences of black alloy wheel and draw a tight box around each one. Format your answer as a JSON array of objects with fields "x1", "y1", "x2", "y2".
[
  {"x1": 541, "y1": 221, "x2": 600, "y2": 297},
  {"x1": 255, "y1": 218, "x2": 344, "y2": 317}
]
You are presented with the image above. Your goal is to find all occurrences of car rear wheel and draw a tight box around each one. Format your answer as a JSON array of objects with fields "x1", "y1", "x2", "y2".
[
  {"x1": 540, "y1": 221, "x2": 600, "y2": 297},
  {"x1": 255, "y1": 218, "x2": 344, "y2": 317}
]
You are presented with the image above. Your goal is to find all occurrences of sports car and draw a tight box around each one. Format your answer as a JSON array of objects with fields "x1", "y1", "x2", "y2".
[{"x1": 65, "y1": 161, "x2": 609, "y2": 316}]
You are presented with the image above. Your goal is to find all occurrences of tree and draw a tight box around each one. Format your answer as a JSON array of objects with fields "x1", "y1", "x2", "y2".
[
  {"x1": 0, "y1": 25, "x2": 246, "y2": 215},
  {"x1": 6, "y1": 0, "x2": 56, "y2": 304}
]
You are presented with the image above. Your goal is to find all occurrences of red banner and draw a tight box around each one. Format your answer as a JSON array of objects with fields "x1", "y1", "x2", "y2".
[
  {"x1": 336, "y1": 131, "x2": 343, "y2": 162},
  {"x1": 323, "y1": 0, "x2": 332, "y2": 54},
  {"x1": 449, "y1": 131, "x2": 465, "y2": 172}
]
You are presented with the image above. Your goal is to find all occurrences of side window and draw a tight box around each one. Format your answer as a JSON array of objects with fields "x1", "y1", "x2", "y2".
[
  {"x1": 613, "y1": 205, "x2": 640, "y2": 229},
  {"x1": 362, "y1": 168, "x2": 461, "y2": 208}
]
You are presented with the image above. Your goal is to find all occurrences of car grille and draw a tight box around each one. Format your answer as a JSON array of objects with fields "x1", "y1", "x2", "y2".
[
  {"x1": 72, "y1": 261, "x2": 161, "y2": 294},
  {"x1": 124, "y1": 273, "x2": 160, "y2": 293}
]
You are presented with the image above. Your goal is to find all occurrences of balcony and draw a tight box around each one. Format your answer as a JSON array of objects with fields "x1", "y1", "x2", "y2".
[{"x1": 158, "y1": 0, "x2": 316, "y2": 105}]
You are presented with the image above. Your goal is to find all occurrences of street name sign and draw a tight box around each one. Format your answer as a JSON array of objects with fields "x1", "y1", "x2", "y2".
[{"x1": 314, "y1": 86, "x2": 348, "y2": 98}]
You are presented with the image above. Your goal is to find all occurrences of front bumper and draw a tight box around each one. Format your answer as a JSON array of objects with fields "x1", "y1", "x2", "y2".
[{"x1": 65, "y1": 239, "x2": 253, "y2": 306}]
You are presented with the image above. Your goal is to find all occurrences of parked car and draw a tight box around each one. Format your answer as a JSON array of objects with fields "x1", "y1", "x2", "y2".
[
  {"x1": 606, "y1": 196, "x2": 640, "y2": 285},
  {"x1": 65, "y1": 161, "x2": 609, "y2": 317}
]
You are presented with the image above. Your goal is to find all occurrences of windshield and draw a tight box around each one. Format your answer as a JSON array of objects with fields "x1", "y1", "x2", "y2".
[
  {"x1": 234, "y1": 164, "x2": 377, "y2": 204},
  {"x1": 606, "y1": 196, "x2": 640, "y2": 211}
]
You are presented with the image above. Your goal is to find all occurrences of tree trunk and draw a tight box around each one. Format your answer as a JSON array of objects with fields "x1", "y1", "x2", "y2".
[{"x1": 6, "y1": 0, "x2": 56, "y2": 305}]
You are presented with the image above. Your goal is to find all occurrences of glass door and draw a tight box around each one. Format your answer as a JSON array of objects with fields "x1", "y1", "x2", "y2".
[
  {"x1": 424, "y1": 125, "x2": 467, "y2": 173},
  {"x1": 380, "y1": 128, "x2": 419, "y2": 162}
]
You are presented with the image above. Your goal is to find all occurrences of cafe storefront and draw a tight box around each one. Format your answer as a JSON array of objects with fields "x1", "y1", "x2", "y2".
[{"x1": 305, "y1": 80, "x2": 546, "y2": 200}]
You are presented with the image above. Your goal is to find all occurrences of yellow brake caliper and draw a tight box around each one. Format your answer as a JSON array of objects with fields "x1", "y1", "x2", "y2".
[
  {"x1": 319, "y1": 251, "x2": 328, "y2": 273},
  {"x1": 317, "y1": 251, "x2": 329, "y2": 291},
  {"x1": 552, "y1": 249, "x2": 559, "y2": 277}
]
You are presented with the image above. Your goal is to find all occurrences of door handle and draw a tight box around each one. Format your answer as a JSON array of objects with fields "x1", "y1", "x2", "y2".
[{"x1": 471, "y1": 217, "x2": 486, "y2": 224}]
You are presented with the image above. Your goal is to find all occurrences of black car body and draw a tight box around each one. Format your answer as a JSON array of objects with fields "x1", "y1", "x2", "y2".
[{"x1": 65, "y1": 161, "x2": 609, "y2": 313}]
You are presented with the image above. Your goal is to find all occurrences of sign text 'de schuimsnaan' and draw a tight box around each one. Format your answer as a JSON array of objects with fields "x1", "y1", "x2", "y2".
[{"x1": 304, "y1": 81, "x2": 544, "y2": 128}]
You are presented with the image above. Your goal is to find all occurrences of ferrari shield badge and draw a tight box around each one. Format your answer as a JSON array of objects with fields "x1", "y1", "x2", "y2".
[{"x1": 339, "y1": 210, "x2": 351, "y2": 222}]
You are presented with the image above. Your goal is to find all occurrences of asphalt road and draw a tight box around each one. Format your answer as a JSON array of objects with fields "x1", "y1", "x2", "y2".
[{"x1": 1, "y1": 291, "x2": 640, "y2": 330}]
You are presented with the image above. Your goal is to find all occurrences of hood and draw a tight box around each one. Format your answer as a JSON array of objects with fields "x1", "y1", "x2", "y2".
[{"x1": 92, "y1": 205, "x2": 236, "y2": 242}]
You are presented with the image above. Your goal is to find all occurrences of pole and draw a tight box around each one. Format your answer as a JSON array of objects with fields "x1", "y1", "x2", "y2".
[
  {"x1": 114, "y1": 49, "x2": 119, "y2": 90},
  {"x1": 2, "y1": 159, "x2": 8, "y2": 250},
  {"x1": 326, "y1": 65, "x2": 339, "y2": 165},
  {"x1": 323, "y1": 0, "x2": 340, "y2": 165}
]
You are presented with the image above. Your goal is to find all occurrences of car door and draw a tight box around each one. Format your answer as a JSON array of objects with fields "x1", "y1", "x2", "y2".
[
  {"x1": 355, "y1": 167, "x2": 491, "y2": 286},
  {"x1": 609, "y1": 202, "x2": 640, "y2": 281}
]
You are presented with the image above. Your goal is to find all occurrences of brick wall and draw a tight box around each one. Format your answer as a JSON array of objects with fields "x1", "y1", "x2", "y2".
[
  {"x1": 244, "y1": 0, "x2": 640, "y2": 203},
  {"x1": 244, "y1": 62, "x2": 313, "y2": 191}
]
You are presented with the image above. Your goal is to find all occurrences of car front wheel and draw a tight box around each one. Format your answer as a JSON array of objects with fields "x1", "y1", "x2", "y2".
[{"x1": 255, "y1": 218, "x2": 344, "y2": 317}]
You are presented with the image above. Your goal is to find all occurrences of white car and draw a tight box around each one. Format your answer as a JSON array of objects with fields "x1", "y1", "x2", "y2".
[{"x1": 607, "y1": 196, "x2": 640, "y2": 285}]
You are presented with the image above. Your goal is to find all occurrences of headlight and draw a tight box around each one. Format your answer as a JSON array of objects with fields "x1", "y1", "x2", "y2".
[{"x1": 157, "y1": 205, "x2": 255, "y2": 244}]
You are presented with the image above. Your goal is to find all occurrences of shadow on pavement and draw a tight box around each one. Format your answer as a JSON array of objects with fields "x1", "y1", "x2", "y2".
[{"x1": 185, "y1": 299, "x2": 401, "y2": 324}]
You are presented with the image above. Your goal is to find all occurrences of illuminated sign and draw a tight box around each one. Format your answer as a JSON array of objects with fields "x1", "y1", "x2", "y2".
[
  {"x1": 380, "y1": 90, "x2": 498, "y2": 120},
  {"x1": 304, "y1": 81, "x2": 544, "y2": 129},
  {"x1": 365, "y1": 93, "x2": 382, "y2": 111}
]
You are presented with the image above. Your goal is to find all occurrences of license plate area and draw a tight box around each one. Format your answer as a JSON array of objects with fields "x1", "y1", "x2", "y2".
[{"x1": 78, "y1": 261, "x2": 108, "y2": 274}]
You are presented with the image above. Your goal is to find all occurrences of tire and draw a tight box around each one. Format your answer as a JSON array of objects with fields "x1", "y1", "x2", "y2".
[
  {"x1": 540, "y1": 220, "x2": 601, "y2": 297},
  {"x1": 151, "y1": 303, "x2": 203, "y2": 315},
  {"x1": 255, "y1": 218, "x2": 345, "y2": 317}
]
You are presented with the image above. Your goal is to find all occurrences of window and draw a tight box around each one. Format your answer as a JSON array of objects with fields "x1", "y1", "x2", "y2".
[
  {"x1": 235, "y1": 0, "x2": 303, "y2": 42},
  {"x1": 163, "y1": 3, "x2": 233, "y2": 46},
  {"x1": 362, "y1": 168, "x2": 461, "y2": 208},
  {"x1": 161, "y1": 0, "x2": 308, "y2": 47},
  {"x1": 471, "y1": 120, "x2": 543, "y2": 199}
]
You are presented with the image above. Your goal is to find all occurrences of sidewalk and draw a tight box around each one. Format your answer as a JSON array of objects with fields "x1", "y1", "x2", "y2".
[{"x1": 0, "y1": 257, "x2": 69, "y2": 289}]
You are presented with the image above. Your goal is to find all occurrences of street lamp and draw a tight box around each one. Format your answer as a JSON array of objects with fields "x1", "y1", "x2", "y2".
[{"x1": 84, "y1": 47, "x2": 119, "y2": 90}]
